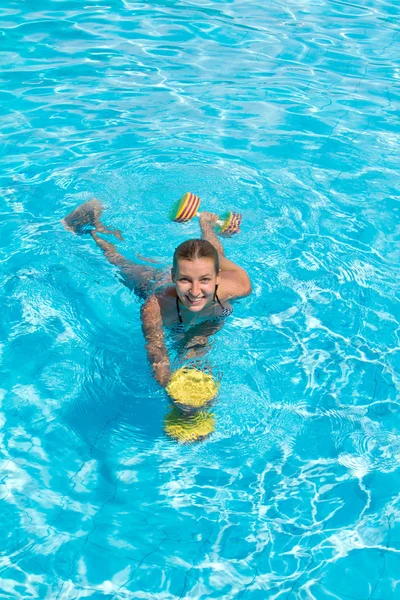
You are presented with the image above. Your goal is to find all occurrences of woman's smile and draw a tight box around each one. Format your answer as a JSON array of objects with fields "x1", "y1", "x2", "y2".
[{"x1": 185, "y1": 294, "x2": 206, "y2": 305}]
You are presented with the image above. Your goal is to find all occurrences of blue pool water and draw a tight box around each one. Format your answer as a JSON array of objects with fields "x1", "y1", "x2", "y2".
[{"x1": 1, "y1": 0, "x2": 399, "y2": 597}]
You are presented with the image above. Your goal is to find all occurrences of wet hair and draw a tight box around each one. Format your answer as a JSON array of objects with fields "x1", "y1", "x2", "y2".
[{"x1": 173, "y1": 239, "x2": 220, "y2": 274}]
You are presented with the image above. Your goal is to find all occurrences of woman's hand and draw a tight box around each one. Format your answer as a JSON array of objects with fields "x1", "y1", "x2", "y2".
[{"x1": 199, "y1": 211, "x2": 219, "y2": 226}]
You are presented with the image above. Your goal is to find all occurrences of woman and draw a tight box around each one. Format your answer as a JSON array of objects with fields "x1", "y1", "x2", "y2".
[{"x1": 62, "y1": 199, "x2": 252, "y2": 387}]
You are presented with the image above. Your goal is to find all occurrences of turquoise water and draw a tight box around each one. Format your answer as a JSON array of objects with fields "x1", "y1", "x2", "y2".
[{"x1": 1, "y1": 0, "x2": 399, "y2": 597}]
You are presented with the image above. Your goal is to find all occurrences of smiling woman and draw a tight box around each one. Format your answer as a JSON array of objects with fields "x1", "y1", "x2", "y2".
[{"x1": 62, "y1": 199, "x2": 252, "y2": 388}]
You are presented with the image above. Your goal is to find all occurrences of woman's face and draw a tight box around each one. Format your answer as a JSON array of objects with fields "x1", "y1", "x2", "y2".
[{"x1": 172, "y1": 257, "x2": 220, "y2": 312}]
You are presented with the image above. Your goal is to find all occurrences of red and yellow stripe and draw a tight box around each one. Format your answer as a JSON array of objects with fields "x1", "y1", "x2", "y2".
[
  {"x1": 219, "y1": 212, "x2": 242, "y2": 236},
  {"x1": 173, "y1": 192, "x2": 201, "y2": 223}
]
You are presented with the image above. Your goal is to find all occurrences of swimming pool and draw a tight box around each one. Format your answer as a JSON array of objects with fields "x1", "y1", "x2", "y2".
[{"x1": 1, "y1": 0, "x2": 399, "y2": 597}]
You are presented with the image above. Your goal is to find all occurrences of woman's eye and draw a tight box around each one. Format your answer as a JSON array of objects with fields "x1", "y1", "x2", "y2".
[{"x1": 201, "y1": 278, "x2": 211, "y2": 282}]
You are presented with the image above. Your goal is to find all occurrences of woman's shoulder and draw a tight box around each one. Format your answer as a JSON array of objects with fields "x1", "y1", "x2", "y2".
[
  {"x1": 140, "y1": 292, "x2": 179, "y2": 330},
  {"x1": 218, "y1": 270, "x2": 252, "y2": 300},
  {"x1": 154, "y1": 285, "x2": 176, "y2": 304},
  {"x1": 152, "y1": 287, "x2": 180, "y2": 326},
  {"x1": 141, "y1": 287, "x2": 176, "y2": 313}
]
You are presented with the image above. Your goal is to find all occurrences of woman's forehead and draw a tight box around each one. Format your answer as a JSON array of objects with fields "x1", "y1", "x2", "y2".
[{"x1": 176, "y1": 257, "x2": 216, "y2": 275}]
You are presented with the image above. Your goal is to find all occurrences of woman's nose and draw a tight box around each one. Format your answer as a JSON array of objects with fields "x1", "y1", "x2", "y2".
[{"x1": 191, "y1": 281, "x2": 200, "y2": 296}]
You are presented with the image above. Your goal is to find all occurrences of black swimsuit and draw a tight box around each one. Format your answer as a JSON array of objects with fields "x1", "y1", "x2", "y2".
[{"x1": 175, "y1": 291, "x2": 232, "y2": 333}]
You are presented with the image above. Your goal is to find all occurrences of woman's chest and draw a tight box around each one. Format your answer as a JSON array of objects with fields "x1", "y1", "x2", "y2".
[{"x1": 158, "y1": 294, "x2": 230, "y2": 329}]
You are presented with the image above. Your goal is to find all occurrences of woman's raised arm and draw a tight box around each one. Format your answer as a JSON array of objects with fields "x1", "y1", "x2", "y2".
[{"x1": 199, "y1": 212, "x2": 252, "y2": 298}]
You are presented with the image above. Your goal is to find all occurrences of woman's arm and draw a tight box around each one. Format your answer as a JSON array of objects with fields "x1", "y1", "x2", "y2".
[
  {"x1": 199, "y1": 212, "x2": 225, "y2": 257},
  {"x1": 199, "y1": 212, "x2": 252, "y2": 297},
  {"x1": 141, "y1": 295, "x2": 172, "y2": 387}
]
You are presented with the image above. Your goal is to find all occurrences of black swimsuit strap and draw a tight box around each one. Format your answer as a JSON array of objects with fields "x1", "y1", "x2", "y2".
[
  {"x1": 176, "y1": 295, "x2": 183, "y2": 323},
  {"x1": 214, "y1": 292, "x2": 224, "y2": 308},
  {"x1": 214, "y1": 284, "x2": 224, "y2": 308}
]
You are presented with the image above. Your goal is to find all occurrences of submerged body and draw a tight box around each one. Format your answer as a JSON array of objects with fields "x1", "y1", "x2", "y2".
[{"x1": 62, "y1": 199, "x2": 252, "y2": 387}]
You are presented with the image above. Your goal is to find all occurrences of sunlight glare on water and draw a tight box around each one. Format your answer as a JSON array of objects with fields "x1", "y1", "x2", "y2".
[{"x1": 0, "y1": 0, "x2": 399, "y2": 598}]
